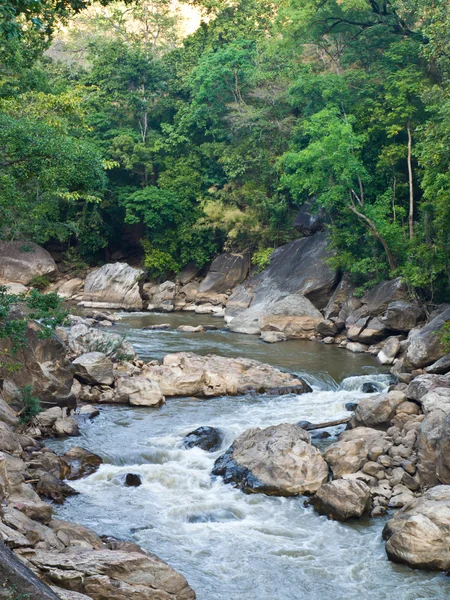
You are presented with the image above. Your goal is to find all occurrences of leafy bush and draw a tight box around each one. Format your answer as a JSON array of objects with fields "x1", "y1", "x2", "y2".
[
  {"x1": 440, "y1": 321, "x2": 450, "y2": 354},
  {"x1": 18, "y1": 385, "x2": 41, "y2": 424},
  {"x1": 251, "y1": 248, "x2": 273, "y2": 272},
  {"x1": 29, "y1": 275, "x2": 50, "y2": 290}
]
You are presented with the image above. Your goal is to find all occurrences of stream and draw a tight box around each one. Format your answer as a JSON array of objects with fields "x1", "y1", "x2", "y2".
[{"x1": 47, "y1": 312, "x2": 450, "y2": 600}]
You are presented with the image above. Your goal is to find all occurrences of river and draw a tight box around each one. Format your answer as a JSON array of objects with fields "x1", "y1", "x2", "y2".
[{"x1": 47, "y1": 312, "x2": 450, "y2": 600}]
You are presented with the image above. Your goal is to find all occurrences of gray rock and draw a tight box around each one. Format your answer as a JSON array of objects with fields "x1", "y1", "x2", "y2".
[
  {"x1": 176, "y1": 261, "x2": 202, "y2": 285},
  {"x1": 114, "y1": 376, "x2": 165, "y2": 407},
  {"x1": 426, "y1": 354, "x2": 450, "y2": 375},
  {"x1": 0, "y1": 241, "x2": 57, "y2": 285},
  {"x1": 355, "y1": 391, "x2": 406, "y2": 428},
  {"x1": 381, "y1": 301, "x2": 425, "y2": 331},
  {"x1": 73, "y1": 352, "x2": 114, "y2": 386},
  {"x1": 293, "y1": 202, "x2": 325, "y2": 236},
  {"x1": 198, "y1": 253, "x2": 249, "y2": 301},
  {"x1": 81, "y1": 263, "x2": 144, "y2": 310},
  {"x1": 183, "y1": 426, "x2": 223, "y2": 452},
  {"x1": 377, "y1": 337, "x2": 401, "y2": 365},
  {"x1": 226, "y1": 233, "x2": 338, "y2": 335},
  {"x1": 308, "y1": 479, "x2": 371, "y2": 521},
  {"x1": 383, "y1": 485, "x2": 450, "y2": 571},
  {"x1": 405, "y1": 307, "x2": 450, "y2": 368},
  {"x1": 212, "y1": 423, "x2": 328, "y2": 496},
  {"x1": 406, "y1": 374, "x2": 450, "y2": 401}
]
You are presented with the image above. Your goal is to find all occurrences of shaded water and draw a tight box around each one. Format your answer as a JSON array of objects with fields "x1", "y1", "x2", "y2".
[{"x1": 48, "y1": 313, "x2": 450, "y2": 599}]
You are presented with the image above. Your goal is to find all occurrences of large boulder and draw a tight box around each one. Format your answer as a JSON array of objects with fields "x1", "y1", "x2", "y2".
[
  {"x1": 0, "y1": 323, "x2": 75, "y2": 408},
  {"x1": 114, "y1": 376, "x2": 165, "y2": 407},
  {"x1": 258, "y1": 295, "x2": 323, "y2": 340},
  {"x1": 416, "y1": 410, "x2": 446, "y2": 488},
  {"x1": 426, "y1": 354, "x2": 450, "y2": 375},
  {"x1": 380, "y1": 301, "x2": 425, "y2": 332},
  {"x1": 308, "y1": 479, "x2": 371, "y2": 521},
  {"x1": 142, "y1": 352, "x2": 311, "y2": 397},
  {"x1": 0, "y1": 241, "x2": 57, "y2": 285},
  {"x1": 212, "y1": 423, "x2": 329, "y2": 496},
  {"x1": 226, "y1": 233, "x2": 338, "y2": 334},
  {"x1": 354, "y1": 391, "x2": 407, "y2": 428},
  {"x1": 405, "y1": 307, "x2": 450, "y2": 368},
  {"x1": 383, "y1": 485, "x2": 450, "y2": 571},
  {"x1": 197, "y1": 253, "x2": 250, "y2": 303},
  {"x1": 62, "y1": 447, "x2": 103, "y2": 480},
  {"x1": 73, "y1": 352, "x2": 114, "y2": 386},
  {"x1": 323, "y1": 427, "x2": 391, "y2": 478},
  {"x1": 81, "y1": 263, "x2": 144, "y2": 310},
  {"x1": 147, "y1": 281, "x2": 176, "y2": 312},
  {"x1": 21, "y1": 547, "x2": 196, "y2": 600},
  {"x1": 182, "y1": 426, "x2": 223, "y2": 452},
  {"x1": 405, "y1": 373, "x2": 450, "y2": 402},
  {"x1": 67, "y1": 326, "x2": 136, "y2": 362}
]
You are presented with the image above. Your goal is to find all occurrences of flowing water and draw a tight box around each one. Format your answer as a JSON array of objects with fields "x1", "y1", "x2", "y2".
[{"x1": 48, "y1": 313, "x2": 450, "y2": 599}]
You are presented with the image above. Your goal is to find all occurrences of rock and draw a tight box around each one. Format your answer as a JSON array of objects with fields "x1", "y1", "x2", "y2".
[
  {"x1": 177, "y1": 325, "x2": 204, "y2": 333},
  {"x1": 419, "y1": 388, "x2": 450, "y2": 415},
  {"x1": 0, "y1": 241, "x2": 57, "y2": 285},
  {"x1": 0, "y1": 423, "x2": 23, "y2": 455},
  {"x1": 0, "y1": 324, "x2": 75, "y2": 408},
  {"x1": 226, "y1": 233, "x2": 338, "y2": 334},
  {"x1": 78, "y1": 405, "x2": 100, "y2": 420},
  {"x1": 73, "y1": 352, "x2": 114, "y2": 386},
  {"x1": 405, "y1": 374, "x2": 450, "y2": 402},
  {"x1": 0, "y1": 542, "x2": 61, "y2": 600},
  {"x1": 62, "y1": 447, "x2": 103, "y2": 480},
  {"x1": 308, "y1": 479, "x2": 371, "y2": 521},
  {"x1": 260, "y1": 331, "x2": 287, "y2": 343},
  {"x1": 197, "y1": 253, "x2": 249, "y2": 302},
  {"x1": 125, "y1": 473, "x2": 142, "y2": 487},
  {"x1": 316, "y1": 320, "x2": 338, "y2": 337},
  {"x1": 354, "y1": 391, "x2": 407, "y2": 428},
  {"x1": 377, "y1": 337, "x2": 401, "y2": 365},
  {"x1": 81, "y1": 263, "x2": 144, "y2": 310},
  {"x1": 293, "y1": 202, "x2": 325, "y2": 236},
  {"x1": 51, "y1": 588, "x2": 93, "y2": 600},
  {"x1": 143, "y1": 352, "x2": 311, "y2": 397},
  {"x1": 182, "y1": 427, "x2": 223, "y2": 452},
  {"x1": 324, "y1": 427, "x2": 390, "y2": 478},
  {"x1": 53, "y1": 417, "x2": 79, "y2": 437},
  {"x1": 114, "y1": 376, "x2": 165, "y2": 407},
  {"x1": 405, "y1": 307, "x2": 450, "y2": 368},
  {"x1": 175, "y1": 281, "x2": 200, "y2": 308},
  {"x1": 426, "y1": 354, "x2": 450, "y2": 375},
  {"x1": 68, "y1": 326, "x2": 136, "y2": 362},
  {"x1": 212, "y1": 423, "x2": 328, "y2": 496},
  {"x1": 176, "y1": 262, "x2": 202, "y2": 285},
  {"x1": 346, "y1": 342, "x2": 367, "y2": 353},
  {"x1": 257, "y1": 295, "x2": 323, "y2": 340},
  {"x1": 0, "y1": 396, "x2": 18, "y2": 427},
  {"x1": 24, "y1": 548, "x2": 196, "y2": 600},
  {"x1": 416, "y1": 410, "x2": 445, "y2": 488},
  {"x1": 381, "y1": 301, "x2": 425, "y2": 331},
  {"x1": 361, "y1": 383, "x2": 381, "y2": 394},
  {"x1": 36, "y1": 407, "x2": 64, "y2": 429},
  {"x1": 345, "y1": 402, "x2": 358, "y2": 411},
  {"x1": 436, "y1": 413, "x2": 450, "y2": 485},
  {"x1": 360, "y1": 278, "x2": 408, "y2": 317},
  {"x1": 34, "y1": 472, "x2": 78, "y2": 504},
  {"x1": 53, "y1": 278, "x2": 84, "y2": 300},
  {"x1": 147, "y1": 280, "x2": 176, "y2": 311},
  {"x1": 324, "y1": 275, "x2": 358, "y2": 320},
  {"x1": 383, "y1": 485, "x2": 450, "y2": 571}
]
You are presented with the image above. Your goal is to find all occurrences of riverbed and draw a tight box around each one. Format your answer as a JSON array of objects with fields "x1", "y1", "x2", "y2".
[{"x1": 48, "y1": 313, "x2": 450, "y2": 600}]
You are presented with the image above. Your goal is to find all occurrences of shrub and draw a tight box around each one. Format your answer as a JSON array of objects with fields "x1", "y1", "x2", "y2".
[
  {"x1": 18, "y1": 385, "x2": 42, "y2": 424},
  {"x1": 251, "y1": 248, "x2": 273, "y2": 272}
]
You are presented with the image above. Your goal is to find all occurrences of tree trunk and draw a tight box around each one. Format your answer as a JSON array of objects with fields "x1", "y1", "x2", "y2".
[{"x1": 407, "y1": 121, "x2": 414, "y2": 239}]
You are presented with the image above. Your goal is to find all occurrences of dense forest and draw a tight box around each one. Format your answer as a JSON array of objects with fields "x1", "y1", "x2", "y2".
[{"x1": 1, "y1": 0, "x2": 449, "y2": 300}]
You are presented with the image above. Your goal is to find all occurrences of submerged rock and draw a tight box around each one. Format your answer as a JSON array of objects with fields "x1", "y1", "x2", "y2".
[
  {"x1": 212, "y1": 423, "x2": 328, "y2": 496},
  {"x1": 62, "y1": 447, "x2": 103, "y2": 480},
  {"x1": 183, "y1": 426, "x2": 223, "y2": 452},
  {"x1": 125, "y1": 473, "x2": 142, "y2": 487}
]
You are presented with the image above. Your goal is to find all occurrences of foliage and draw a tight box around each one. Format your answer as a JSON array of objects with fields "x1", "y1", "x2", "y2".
[
  {"x1": 18, "y1": 384, "x2": 42, "y2": 423},
  {"x1": 0, "y1": 0, "x2": 449, "y2": 301},
  {"x1": 440, "y1": 321, "x2": 450, "y2": 354},
  {"x1": 29, "y1": 275, "x2": 51, "y2": 290},
  {"x1": 252, "y1": 248, "x2": 273, "y2": 272}
]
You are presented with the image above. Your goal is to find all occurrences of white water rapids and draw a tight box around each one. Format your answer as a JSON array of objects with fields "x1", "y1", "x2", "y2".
[{"x1": 47, "y1": 313, "x2": 450, "y2": 599}]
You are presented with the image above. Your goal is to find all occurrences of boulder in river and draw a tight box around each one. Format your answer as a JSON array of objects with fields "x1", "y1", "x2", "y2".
[
  {"x1": 73, "y1": 351, "x2": 114, "y2": 386},
  {"x1": 183, "y1": 426, "x2": 223, "y2": 452},
  {"x1": 354, "y1": 391, "x2": 407, "y2": 428},
  {"x1": 212, "y1": 423, "x2": 329, "y2": 496},
  {"x1": 383, "y1": 485, "x2": 450, "y2": 571},
  {"x1": 226, "y1": 233, "x2": 338, "y2": 334},
  {"x1": 21, "y1": 547, "x2": 196, "y2": 600},
  {"x1": 62, "y1": 447, "x2": 103, "y2": 480},
  {"x1": 114, "y1": 376, "x2": 165, "y2": 407},
  {"x1": 142, "y1": 352, "x2": 311, "y2": 397},
  {"x1": 125, "y1": 473, "x2": 142, "y2": 487},
  {"x1": 308, "y1": 479, "x2": 371, "y2": 521},
  {"x1": 81, "y1": 263, "x2": 144, "y2": 310}
]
